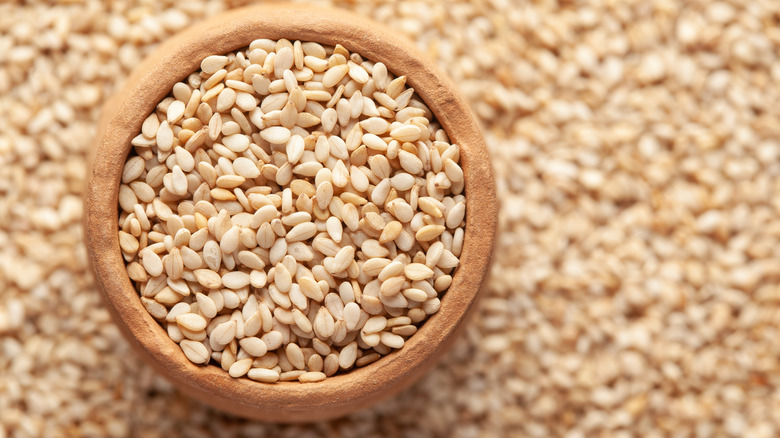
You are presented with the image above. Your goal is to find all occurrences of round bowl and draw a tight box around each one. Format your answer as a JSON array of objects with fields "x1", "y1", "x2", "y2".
[{"x1": 85, "y1": 3, "x2": 497, "y2": 422}]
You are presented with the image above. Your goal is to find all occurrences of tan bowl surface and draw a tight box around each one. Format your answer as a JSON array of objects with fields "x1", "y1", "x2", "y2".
[{"x1": 85, "y1": 3, "x2": 497, "y2": 422}]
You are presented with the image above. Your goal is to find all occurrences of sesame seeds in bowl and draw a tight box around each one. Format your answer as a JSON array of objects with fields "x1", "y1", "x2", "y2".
[
  {"x1": 119, "y1": 38, "x2": 467, "y2": 383},
  {"x1": 86, "y1": 4, "x2": 496, "y2": 421}
]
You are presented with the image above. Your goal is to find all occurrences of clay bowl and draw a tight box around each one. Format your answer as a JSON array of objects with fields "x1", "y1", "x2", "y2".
[{"x1": 85, "y1": 3, "x2": 497, "y2": 422}]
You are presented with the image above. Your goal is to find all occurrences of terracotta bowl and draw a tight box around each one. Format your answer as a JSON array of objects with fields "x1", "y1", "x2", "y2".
[{"x1": 85, "y1": 3, "x2": 497, "y2": 422}]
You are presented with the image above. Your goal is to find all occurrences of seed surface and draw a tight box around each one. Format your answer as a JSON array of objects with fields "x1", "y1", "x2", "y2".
[{"x1": 119, "y1": 39, "x2": 465, "y2": 383}]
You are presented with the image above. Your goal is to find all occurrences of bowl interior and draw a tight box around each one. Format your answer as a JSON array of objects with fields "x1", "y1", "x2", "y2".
[{"x1": 85, "y1": 3, "x2": 497, "y2": 422}]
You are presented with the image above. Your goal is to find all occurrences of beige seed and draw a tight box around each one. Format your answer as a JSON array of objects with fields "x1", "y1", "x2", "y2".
[
  {"x1": 286, "y1": 222, "x2": 318, "y2": 242},
  {"x1": 235, "y1": 91, "x2": 257, "y2": 112},
  {"x1": 167, "y1": 100, "x2": 186, "y2": 124},
  {"x1": 332, "y1": 246, "x2": 355, "y2": 273},
  {"x1": 360, "y1": 295, "x2": 383, "y2": 315},
  {"x1": 339, "y1": 303, "x2": 361, "y2": 333},
  {"x1": 219, "y1": 225, "x2": 240, "y2": 253},
  {"x1": 446, "y1": 202, "x2": 466, "y2": 229},
  {"x1": 292, "y1": 308, "x2": 314, "y2": 333},
  {"x1": 398, "y1": 150, "x2": 423, "y2": 174},
  {"x1": 216, "y1": 175, "x2": 246, "y2": 189},
  {"x1": 360, "y1": 117, "x2": 389, "y2": 135},
  {"x1": 392, "y1": 325, "x2": 418, "y2": 337},
  {"x1": 119, "y1": 231, "x2": 139, "y2": 254},
  {"x1": 176, "y1": 313, "x2": 207, "y2": 332},
  {"x1": 380, "y1": 332, "x2": 405, "y2": 349},
  {"x1": 216, "y1": 87, "x2": 236, "y2": 112},
  {"x1": 211, "y1": 320, "x2": 237, "y2": 346},
  {"x1": 142, "y1": 113, "x2": 160, "y2": 139},
  {"x1": 378, "y1": 261, "x2": 404, "y2": 281},
  {"x1": 383, "y1": 199, "x2": 405, "y2": 223},
  {"x1": 362, "y1": 258, "x2": 392, "y2": 277},
  {"x1": 237, "y1": 251, "x2": 265, "y2": 270},
  {"x1": 250, "y1": 269, "x2": 268, "y2": 288},
  {"x1": 402, "y1": 288, "x2": 428, "y2": 302},
  {"x1": 390, "y1": 173, "x2": 415, "y2": 191},
  {"x1": 356, "y1": 352, "x2": 381, "y2": 367},
  {"x1": 378, "y1": 221, "x2": 402, "y2": 244},
  {"x1": 322, "y1": 64, "x2": 350, "y2": 88},
  {"x1": 201, "y1": 55, "x2": 228, "y2": 74},
  {"x1": 142, "y1": 297, "x2": 168, "y2": 319},
  {"x1": 321, "y1": 107, "x2": 338, "y2": 132},
  {"x1": 228, "y1": 358, "x2": 253, "y2": 378},
  {"x1": 307, "y1": 353, "x2": 324, "y2": 372},
  {"x1": 331, "y1": 161, "x2": 349, "y2": 188},
  {"x1": 170, "y1": 165, "x2": 188, "y2": 196},
  {"x1": 443, "y1": 158, "x2": 463, "y2": 183},
  {"x1": 239, "y1": 337, "x2": 268, "y2": 357},
  {"x1": 349, "y1": 166, "x2": 369, "y2": 193},
  {"x1": 336, "y1": 98, "x2": 351, "y2": 125},
  {"x1": 342, "y1": 203, "x2": 360, "y2": 231},
  {"x1": 314, "y1": 307, "x2": 335, "y2": 339},
  {"x1": 364, "y1": 212, "x2": 385, "y2": 230},
  {"x1": 248, "y1": 368, "x2": 280, "y2": 383},
  {"x1": 326, "y1": 216, "x2": 343, "y2": 243},
  {"x1": 347, "y1": 61, "x2": 369, "y2": 83},
  {"x1": 380, "y1": 276, "x2": 405, "y2": 296},
  {"x1": 362, "y1": 239, "x2": 389, "y2": 258},
  {"x1": 299, "y1": 277, "x2": 325, "y2": 302},
  {"x1": 280, "y1": 101, "x2": 297, "y2": 129},
  {"x1": 222, "y1": 133, "x2": 250, "y2": 152},
  {"x1": 196, "y1": 292, "x2": 217, "y2": 319},
  {"x1": 298, "y1": 371, "x2": 326, "y2": 383},
  {"x1": 202, "y1": 240, "x2": 222, "y2": 271},
  {"x1": 370, "y1": 179, "x2": 391, "y2": 206},
  {"x1": 285, "y1": 343, "x2": 306, "y2": 370},
  {"x1": 418, "y1": 197, "x2": 444, "y2": 218},
  {"x1": 415, "y1": 224, "x2": 446, "y2": 242},
  {"x1": 316, "y1": 181, "x2": 334, "y2": 210},
  {"x1": 286, "y1": 135, "x2": 305, "y2": 164},
  {"x1": 303, "y1": 90, "x2": 331, "y2": 101},
  {"x1": 260, "y1": 126, "x2": 291, "y2": 144},
  {"x1": 438, "y1": 249, "x2": 459, "y2": 269},
  {"x1": 372, "y1": 62, "x2": 388, "y2": 89},
  {"x1": 261, "y1": 331, "x2": 284, "y2": 350},
  {"x1": 180, "y1": 340, "x2": 209, "y2": 364},
  {"x1": 156, "y1": 121, "x2": 174, "y2": 151},
  {"x1": 174, "y1": 146, "x2": 195, "y2": 172},
  {"x1": 274, "y1": 262, "x2": 292, "y2": 293},
  {"x1": 360, "y1": 332, "x2": 381, "y2": 347},
  {"x1": 141, "y1": 249, "x2": 163, "y2": 277},
  {"x1": 362, "y1": 133, "x2": 388, "y2": 151},
  {"x1": 274, "y1": 47, "x2": 294, "y2": 78},
  {"x1": 232, "y1": 157, "x2": 261, "y2": 179},
  {"x1": 362, "y1": 315, "x2": 387, "y2": 334},
  {"x1": 338, "y1": 342, "x2": 358, "y2": 369},
  {"x1": 296, "y1": 111, "x2": 320, "y2": 128},
  {"x1": 122, "y1": 156, "x2": 145, "y2": 183},
  {"x1": 405, "y1": 263, "x2": 434, "y2": 280},
  {"x1": 222, "y1": 271, "x2": 251, "y2": 289},
  {"x1": 390, "y1": 124, "x2": 422, "y2": 142},
  {"x1": 193, "y1": 269, "x2": 222, "y2": 289}
]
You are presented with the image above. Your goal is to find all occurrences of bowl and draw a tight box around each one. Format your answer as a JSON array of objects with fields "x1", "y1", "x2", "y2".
[{"x1": 84, "y1": 3, "x2": 497, "y2": 422}]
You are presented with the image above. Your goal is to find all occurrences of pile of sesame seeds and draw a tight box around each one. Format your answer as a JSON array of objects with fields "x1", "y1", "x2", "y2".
[{"x1": 4, "y1": 0, "x2": 780, "y2": 436}]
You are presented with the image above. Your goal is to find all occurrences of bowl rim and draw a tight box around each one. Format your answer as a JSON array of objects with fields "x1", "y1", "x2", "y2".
[{"x1": 85, "y1": 3, "x2": 497, "y2": 422}]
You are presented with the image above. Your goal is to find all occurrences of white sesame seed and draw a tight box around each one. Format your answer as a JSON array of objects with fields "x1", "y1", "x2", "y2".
[
  {"x1": 201, "y1": 55, "x2": 228, "y2": 74},
  {"x1": 180, "y1": 340, "x2": 210, "y2": 364}
]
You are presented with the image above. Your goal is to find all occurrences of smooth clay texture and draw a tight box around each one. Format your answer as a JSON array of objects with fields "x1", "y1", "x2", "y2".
[{"x1": 85, "y1": 4, "x2": 497, "y2": 422}]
